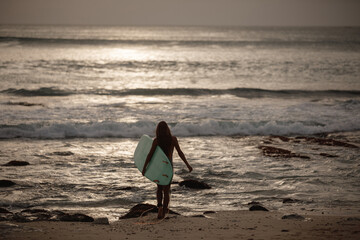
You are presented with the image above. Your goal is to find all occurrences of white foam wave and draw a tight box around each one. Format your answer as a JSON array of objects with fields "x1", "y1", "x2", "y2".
[
  {"x1": 0, "y1": 119, "x2": 359, "y2": 139},
  {"x1": 171, "y1": 120, "x2": 360, "y2": 136}
]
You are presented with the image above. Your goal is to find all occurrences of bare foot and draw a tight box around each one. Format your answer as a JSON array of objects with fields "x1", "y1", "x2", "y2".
[
  {"x1": 162, "y1": 207, "x2": 168, "y2": 219},
  {"x1": 157, "y1": 207, "x2": 164, "y2": 219}
]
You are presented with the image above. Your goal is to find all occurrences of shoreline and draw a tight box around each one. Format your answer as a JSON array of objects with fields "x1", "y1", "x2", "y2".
[
  {"x1": 2, "y1": 210, "x2": 360, "y2": 240},
  {"x1": 1, "y1": 132, "x2": 359, "y2": 223}
]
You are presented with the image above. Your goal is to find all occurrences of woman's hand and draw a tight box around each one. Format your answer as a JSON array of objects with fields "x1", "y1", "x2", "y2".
[{"x1": 188, "y1": 166, "x2": 193, "y2": 173}]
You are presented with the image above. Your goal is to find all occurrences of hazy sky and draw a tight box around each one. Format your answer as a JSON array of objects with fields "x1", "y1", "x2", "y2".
[{"x1": 1, "y1": 0, "x2": 359, "y2": 26}]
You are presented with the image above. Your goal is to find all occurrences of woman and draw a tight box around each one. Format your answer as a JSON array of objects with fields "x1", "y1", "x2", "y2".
[{"x1": 142, "y1": 121, "x2": 192, "y2": 219}]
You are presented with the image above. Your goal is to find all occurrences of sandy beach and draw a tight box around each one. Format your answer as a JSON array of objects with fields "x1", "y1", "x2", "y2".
[{"x1": 2, "y1": 210, "x2": 360, "y2": 240}]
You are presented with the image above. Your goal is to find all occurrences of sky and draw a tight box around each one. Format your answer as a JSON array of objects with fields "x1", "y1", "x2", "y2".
[{"x1": 0, "y1": 0, "x2": 359, "y2": 26}]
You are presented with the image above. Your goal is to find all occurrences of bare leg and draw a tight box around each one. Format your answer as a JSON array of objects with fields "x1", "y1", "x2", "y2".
[
  {"x1": 163, "y1": 184, "x2": 171, "y2": 216},
  {"x1": 157, "y1": 185, "x2": 164, "y2": 219},
  {"x1": 156, "y1": 185, "x2": 163, "y2": 207}
]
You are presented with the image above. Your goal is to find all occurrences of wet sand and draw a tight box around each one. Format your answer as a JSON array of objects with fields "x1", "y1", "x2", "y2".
[{"x1": 3, "y1": 211, "x2": 360, "y2": 240}]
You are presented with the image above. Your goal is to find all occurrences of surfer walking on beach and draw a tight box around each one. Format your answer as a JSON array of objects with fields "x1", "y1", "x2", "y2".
[{"x1": 142, "y1": 121, "x2": 193, "y2": 219}]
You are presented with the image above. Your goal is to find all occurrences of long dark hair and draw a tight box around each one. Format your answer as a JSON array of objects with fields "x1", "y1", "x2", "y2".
[{"x1": 156, "y1": 121, "x2": 172, "y2": 156}]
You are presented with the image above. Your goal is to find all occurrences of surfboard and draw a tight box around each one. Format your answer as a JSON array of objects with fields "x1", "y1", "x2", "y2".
[{"x1": 134, "y1": 135, "x2": 173, "y2": 185}]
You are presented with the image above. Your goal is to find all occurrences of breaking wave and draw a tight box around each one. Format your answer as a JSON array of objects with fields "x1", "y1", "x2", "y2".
[{"x1": 1, "y1": 120, "x2": 359, "y2": 139}]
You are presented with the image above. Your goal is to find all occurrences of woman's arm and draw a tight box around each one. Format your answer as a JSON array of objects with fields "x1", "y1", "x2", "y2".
[
  {"x1": 142, "y1": 139, "x2": 157, "y2": 176},
  {"x1": 173, "y1": 137, "x2": 192, "y2": 172}
]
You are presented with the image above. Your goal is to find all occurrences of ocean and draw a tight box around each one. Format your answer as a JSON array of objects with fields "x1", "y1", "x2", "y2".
[{"x1": 0, "y1": 25, "x2": 359, "y2": 221}]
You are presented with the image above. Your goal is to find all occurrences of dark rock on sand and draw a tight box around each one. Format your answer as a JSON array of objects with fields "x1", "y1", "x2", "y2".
[
  {"x1": 249, "y1": 205, "x2": 269, "y2": 211},
  {"x1": 120, "y1": 204, "x2": 157, "y2": 219},
  {"x1": 0, "y1": 180, "x2": 16, "y2": 187},
  {"x1": 119, "y1": 203, "x2": 180, "y2": 219},
  {"x1": 191, "y1": 214, "x2": 206, "y2": 218},
  {"x1": 10, "y1": 209, "x2": 94, "y2": 223},
  {"x1": 13, "y1": 209, "x2": 53, "y2": 222},
  {"x1": 282, "y1": 214, "x2": 305, "y2": 220},
  {"x1": 3, "y1": 161, "x2": 30, "y2": 166},
  {"x1": 258, "y1": 146, "x2": 310, "y2": 159},
  {"x1": 59, "y1": 213, "x2": 94, "y2": 222},
  {"x1": 53, "y1": 151, "x2": 74, "y2": 156},
  {"x1": 179, "y1": 179, "x2": 211, "y2": 189},
  {"x1": 203, "y1": 211, "x2": 216, "y2": 214}
]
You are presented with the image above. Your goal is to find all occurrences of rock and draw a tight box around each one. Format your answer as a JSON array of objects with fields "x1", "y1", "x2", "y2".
[
  {"x1": 0, "y1": 180, "x2": 16, "y2": 187},
  {"x1": 53, "y1": 151, "x2": 74, "y2": 156},
  {"x1": 0, "y1": 216, "x2": 9, "y2": 221},
  {"x1": 282, "y1": 198, "x2": 301, "y2": 204},
  {"x1": 11, "y1": 209, "x2": 94, "y2": 223},
  {"x1": 282, "y1": 214, "x2": 305, "y2": 220},
  {"x1": 203, "y1": 211, "x2": 216, "y2": 214},
  {"x1": 59, "y1": 213, "x2": 94, "y2": 222},
  {"x1": 119, "y1": 204, "x2": 158, "y2": 219},
  {"x1": 119, "y1": 204, "x2": 180, "y2": 219},
  {"x1": 13, "y1": 209, "x2": 53, "y2": 222},
  {"x1": 258, "y1": 146, "x2": 292, "y2": 157},
  {"x1": 179, "y1": 180, "x2": 211, "y2": 189},
  {"x1": 6, "y1": 102, "x2": 44, "y2": 107},
  {"x1": 0, "y1": 208, "x2": 13, "y2": 221},
  {"x1": 21, "y1": 209, "x2": 53, "y2": 215},
  {"x1": 3, "y1": 161, "x2": 30, "y2": 166},
  {"x1": 0, "y1": 208, "x2": 12, "y2": 214},
  {"x1": 249, "y1": 205, "x2": 269, "y2": 211},
  {"x1": 12, "y1": 213, "x2": 31, "y2": 222},
  {"x1": 320, "y1": 153, "x2": 338, "y2": 158},
  {"x1": 271, "y1": 136, "x2": 291, "y2": 142},
  {"x1": 258, "y1": 146, "x2": 309, "y2": 159},
  {"x1": 295, "y1": 137, "x2": 358, "y2": 148}
]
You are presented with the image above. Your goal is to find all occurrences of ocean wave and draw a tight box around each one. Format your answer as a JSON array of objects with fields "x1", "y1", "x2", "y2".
[
  {"x1": 2, "y1": 87, "x2": 360, "y2": 98},
  {"x1": 1, "y1": 120, "x2": 359, "y2": 139},
  {"x1": 1, "y1": 36, "x2": 359, "y2": 47},
  {"x1": 2, "y1": 87, "x2": 74, "y2": 96}
]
